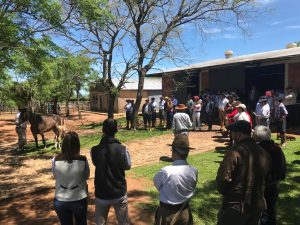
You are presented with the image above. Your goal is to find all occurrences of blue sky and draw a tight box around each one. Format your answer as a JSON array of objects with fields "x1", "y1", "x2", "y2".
[{"x1": 160, "y1": 0, "x2": 300, "y2": 69}]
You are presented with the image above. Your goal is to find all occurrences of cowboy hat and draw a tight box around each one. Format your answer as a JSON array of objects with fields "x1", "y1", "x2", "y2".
[
  {"x1": 167, "y1": 134, "x2": 195, "y2": 154},
  {"x1": 236, "y1": 104, "x2": 246, "y2": 109},
  {"x1": 175, "y1": 104, "x2": 188, "y2": 110}
]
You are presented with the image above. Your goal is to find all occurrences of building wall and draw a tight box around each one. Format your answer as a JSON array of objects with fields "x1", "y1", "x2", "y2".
[
  {"x1": 288, "y1": 62, "x2": 300, "y2": 91},
  {"x1": 208, "y1": 66, "x2": 245, "y2": 93},
  {"x1": 118, "y1": 90, "x2": 162, "y2": 113},
  {"x1": 162, "y1": 75, "x2": 174, "y2": 97},
  {"x1": 91, "y1": 89, "x2": 162, "y2": 113}
]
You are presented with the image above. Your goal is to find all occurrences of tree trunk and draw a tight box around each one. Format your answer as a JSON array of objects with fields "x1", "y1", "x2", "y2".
[
  {"x1": 132, "y1": 70, "x2": 145, "y2": 130},
  {"x1": 107, "y1": 93, "x2": 116, "y2": 119},
  {"x1": 65, "y1": 98, "x2": 70, "y2": 117},
  {"x1": 76, "y1": 89, "x2": 81, "y2": 119}
]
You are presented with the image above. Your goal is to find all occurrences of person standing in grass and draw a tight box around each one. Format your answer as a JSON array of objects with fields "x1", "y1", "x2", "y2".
[
  {"x1": 91, "y1": 119, "x2": 131, "y2": 225},
  {"x1": 274, "y1": 96, "x2": 288, "y2": 147},
  {"x1": 253, "y1": 125, "x2": 286, "y2": 225},
  {"x1": 159, "y1": 96, "x2": 166, "y2": 127},
  {"x1": 52, "y1": 132, "x2": 90, "y2": 225},
  {"x1": 124, "y1": 99, "x2": 133, "y2": 130},
  {"x1": 172, "y1": 104, "x2": 192, "y2": 136},
  {"x1": 142, "y1": 99, "x2": 152, "y2": 130},
  {"x1": 15, "y1": 108, "x2": 27, "y2": 151},
  {"x1": 216, "y1": 120, "x2": 270, "y2": 225},
  {"x1": 154, "y1": 134, "x2": 198, "y2": 225}
]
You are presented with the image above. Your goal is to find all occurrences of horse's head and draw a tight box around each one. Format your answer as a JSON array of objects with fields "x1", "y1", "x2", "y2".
[{"x1": 19, "y1": 108, "x2": 31, "y2": 122}]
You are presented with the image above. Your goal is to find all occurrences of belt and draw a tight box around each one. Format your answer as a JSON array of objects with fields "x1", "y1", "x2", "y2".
[
  {"x1": 175, "y1": 129, "x2": 189, "y2": 134},
  {"x1": 159, "y1": 201, "x2": 188, "y2": 211}
]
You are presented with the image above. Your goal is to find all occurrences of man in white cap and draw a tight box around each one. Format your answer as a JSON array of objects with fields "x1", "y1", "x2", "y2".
[
  {"x1": 233, "y1": 104, "x2": 252, "y2": 125},
  {"x1": 154, "y1": 134, "x2": 198, "y2": 225}
]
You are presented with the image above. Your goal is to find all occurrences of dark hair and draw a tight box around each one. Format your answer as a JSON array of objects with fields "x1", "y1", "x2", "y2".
[
  {"x1": 229, "y1": 120, "x2": 252, "y2": 136},
  {"x1": 61, "y1": 131, "x2": 80, "y2": 162},
  {"x1": 103, "y1": 119, "x2": 118, "y2": 136}
]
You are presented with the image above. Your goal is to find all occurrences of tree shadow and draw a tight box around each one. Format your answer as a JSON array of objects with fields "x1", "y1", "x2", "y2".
[
  {"x1": 214, "y1": 146, "x2": 228, "y2": 154},
  {"x1": 291, "y1": 160, "x2": 300, "y2": 165}
]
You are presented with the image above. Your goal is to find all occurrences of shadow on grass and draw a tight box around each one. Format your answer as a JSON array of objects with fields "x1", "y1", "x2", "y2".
[
  {"x1": 292, "y1": 160, "x2": 300, "y2": 165},
  {"x1": 276, "y1": 163, "x2": 300, "y2": 225},
  {"x1": 192, "y1": 180, "x2": 221, "y2": 224},
  {"x1": 214, "y1": 146, "x2": 228, "y2": 154},
  {"x1": 80, "y1": 121, "x2": 103, "y2": 129},
  {"x1": 14, "y1": 142, "x2": 59, "y2": 158}
]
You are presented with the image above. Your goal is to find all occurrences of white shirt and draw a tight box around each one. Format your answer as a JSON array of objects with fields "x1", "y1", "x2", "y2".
[
  {"x1": 124, "y1": 103, "x2": 132, "y2": 112},
  {"x1": 260, "y1": 104, "x2": 270, "y2": 118},
  {"x1": 218, "y1": 98, "x2": 229, "y2": 111},
  {"x1": 159, "y1": 100, "x2": 165, "y2": 110},
  {"x1": 151, "y1": 101, "x2": 157, "y2": 112},
  {"x1": 153, "y1": 160, "x2": 198, "y2": 205},
  {"x1": 192, "y1": 100, "x2": 202, "y2": 112}
]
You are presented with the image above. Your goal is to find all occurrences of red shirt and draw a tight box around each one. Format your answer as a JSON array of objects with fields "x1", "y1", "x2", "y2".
[{"x1": 226, "y1": 109, "x2": 238, "y2": 124}]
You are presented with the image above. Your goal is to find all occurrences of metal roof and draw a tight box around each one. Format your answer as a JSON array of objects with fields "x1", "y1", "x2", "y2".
[
  {"x1": 113, "y1": 77, "x2": 162, "y2": 90},
  {"x1": 149, "y1": 47, "x2": 300, "y2": 75}
]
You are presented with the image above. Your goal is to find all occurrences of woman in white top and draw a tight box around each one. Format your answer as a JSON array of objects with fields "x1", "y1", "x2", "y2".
[
  {"x1": 52, "y1": 131, "x2": 90, "y2": 225},
  {"x1": 192, "y1": 96, "x2": 202, "y2": 130}
]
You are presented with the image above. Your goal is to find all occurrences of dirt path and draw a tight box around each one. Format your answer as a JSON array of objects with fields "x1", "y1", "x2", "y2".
[{"x1": 0, "y1": 111, "x2": 226, "y2": 225}]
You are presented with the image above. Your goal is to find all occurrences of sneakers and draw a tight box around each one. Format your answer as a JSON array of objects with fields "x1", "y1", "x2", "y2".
[{"x1": 281, "y1": 142, "x2": 287, "y2": 147}]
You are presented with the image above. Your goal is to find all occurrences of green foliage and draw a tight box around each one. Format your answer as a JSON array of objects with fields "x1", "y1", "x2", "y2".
[
  {"x1": 131, "y1": 137, "x2": 300, "y2": 225},
  {"x1": 73, "y1": 0, "x2": 110, "y2": 25},
  {"x1": 0, "y1": 0, "x2": 66, "y2": 72}
]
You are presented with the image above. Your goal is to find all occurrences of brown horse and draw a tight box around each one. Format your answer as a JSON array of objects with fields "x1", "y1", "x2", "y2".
[{"x1": 20, "y1": 110, "x2": 64, "y2": 149}]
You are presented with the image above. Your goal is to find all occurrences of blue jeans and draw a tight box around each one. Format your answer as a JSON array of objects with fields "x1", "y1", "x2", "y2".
[{"x1": 54, "y1": 198, "x2": 87, "y2": 225}]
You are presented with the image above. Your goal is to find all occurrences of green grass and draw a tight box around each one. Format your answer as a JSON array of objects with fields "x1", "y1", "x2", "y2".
[
  {"x1": 80, "y1": 116, "x2": 172, "y2": 149},
  {"x1": 130, "y1": 137, "x2": 300, "y2": 225},
  {"x1": 21, "y1": 117, "x2": 171, "y2": 156},
  {"x1": 19, "y1": 140, "x2": 60, "y2": 157}
]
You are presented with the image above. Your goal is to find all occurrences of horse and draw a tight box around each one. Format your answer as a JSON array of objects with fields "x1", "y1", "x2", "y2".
[{"x1": 20, "y1": 110, "x2": 64, "y2": 149}]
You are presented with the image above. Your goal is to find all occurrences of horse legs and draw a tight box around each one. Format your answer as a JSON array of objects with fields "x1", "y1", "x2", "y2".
[
  {"x1": 53, "y1": 127, "x2": 59, "y2": 149},
  {"x1": 41, "y1": 133, "x2": 46, "y2": 149},
  {"x1": 33, "y1": 133, "x2": 39, "y2": 148}
]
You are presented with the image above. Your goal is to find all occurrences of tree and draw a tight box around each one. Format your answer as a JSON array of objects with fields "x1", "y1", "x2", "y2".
[
  {"x1": 60, "y1": 0, "x2": 136, "y2": 118},
  {"x1": 122, "y1": 0, "x2": 261, "y2": 129},
  {"x1": 0, "y1": 0, "x2": 71, "y2": 73}
]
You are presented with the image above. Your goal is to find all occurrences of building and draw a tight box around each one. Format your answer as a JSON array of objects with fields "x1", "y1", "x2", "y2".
[
  {"x1": 90, "y1": 77, "x2": 162, "y2": 113},
  {"x1": 148, "y1": 45, "x2": 300, "y2": 126},
  {"x1": 149, "y1": 46, "x2": 300, "y2": 104}
]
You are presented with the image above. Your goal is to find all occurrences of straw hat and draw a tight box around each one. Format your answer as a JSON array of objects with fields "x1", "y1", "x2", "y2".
[{"x1": 175, "y1": 104, "x2": 188, "y2": 110}]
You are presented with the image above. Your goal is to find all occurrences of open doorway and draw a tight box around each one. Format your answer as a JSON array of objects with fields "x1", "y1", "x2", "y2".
[
  {"x1": 186, "y1": 74, "x2": 200, "y2": 97},
  {"x1": 245, "y1": 64, "x2": 285, "y2": 96}
]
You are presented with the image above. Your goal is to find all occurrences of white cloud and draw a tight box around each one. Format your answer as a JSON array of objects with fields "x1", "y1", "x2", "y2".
[
  {"x1": 286, "y1": 25, "x2": 300, "y2": 29},
  {"x1": 223, "y1": 33, "x2": 240, "y2": 39},
  {"x1": 203, "y1": 28, "x2": 222, "y2": 34}
]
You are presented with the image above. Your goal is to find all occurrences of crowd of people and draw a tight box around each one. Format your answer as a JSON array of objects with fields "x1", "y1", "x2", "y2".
[
  {"x1": 123, "y1": 86, "x2": 297, "y2": 147},
  {"x1": 14, "y1": 86, "x2": 296, "y2": 225},
  {"x1": 50, "y1": 118, "x2": 287, "y2": 225}
]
